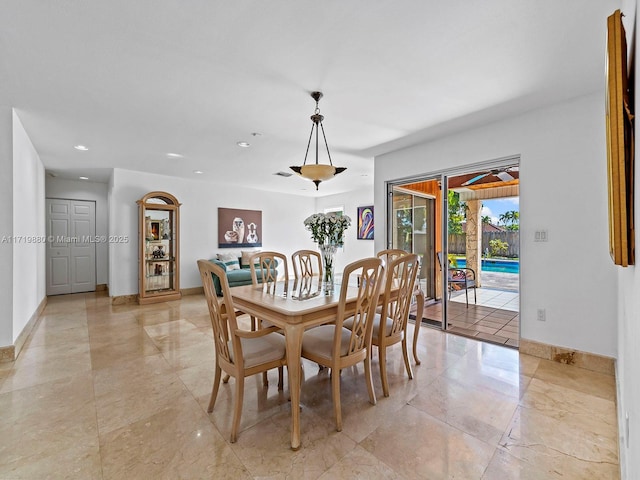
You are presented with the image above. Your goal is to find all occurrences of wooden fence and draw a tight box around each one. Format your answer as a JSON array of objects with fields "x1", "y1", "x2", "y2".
[{"x1": 449, "y1": 231, "x2": 520, "y2": 258}]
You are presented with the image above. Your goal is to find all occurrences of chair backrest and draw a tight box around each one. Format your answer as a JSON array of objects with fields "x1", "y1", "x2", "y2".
[
  {"x1": 377, "y1": 249, "x2": 409, "y2": 279},
  {"x1": 291, "y1": 249, "x2": 323, "y2": 280},
  {"x1": 249, "y1": 251, "x2": 289, "y2": 291},
  {"x1": 334, "y1": 257, "x2": 385, "y2": 359},
  {"x1": 197, "y1": 259, "x2": 244, "y2": 370},
  {"x1": 377, "y1": 248, "x2": 408, "y2": 265},
  {"x1": 378, "y1": 253, "x2": 420, "y2": 339}
]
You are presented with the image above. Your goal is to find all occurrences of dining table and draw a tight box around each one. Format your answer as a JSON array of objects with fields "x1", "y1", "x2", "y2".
[{"x1": 229, "y1": 276, "x2": 424, "y2": 450}]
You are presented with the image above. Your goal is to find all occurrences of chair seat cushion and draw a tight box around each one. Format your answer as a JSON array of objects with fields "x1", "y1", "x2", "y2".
[
  {"x1": 344, "y1": 313, "x2": 393, "y2": 340},
  {"x1": 229, "y1": 334, "x2": 286, "y2": 368},
  {"x1": 302, "y1": 325, "x2": 351, "y2": 359}
]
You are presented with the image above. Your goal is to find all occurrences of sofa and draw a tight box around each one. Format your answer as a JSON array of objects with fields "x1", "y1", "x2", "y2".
[{"x1": 209, "y1": 251, "x2": 278, "y2": 296}]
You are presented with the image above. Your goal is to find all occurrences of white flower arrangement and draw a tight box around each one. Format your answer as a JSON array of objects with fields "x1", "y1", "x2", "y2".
[{"x1": 303, "y1": 212, "x2": 352, "y2": 246}]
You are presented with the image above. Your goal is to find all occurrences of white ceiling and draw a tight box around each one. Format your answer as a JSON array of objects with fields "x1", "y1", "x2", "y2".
[{"x1": 0, "y1": 0, "x2": 619, "y2": 197}]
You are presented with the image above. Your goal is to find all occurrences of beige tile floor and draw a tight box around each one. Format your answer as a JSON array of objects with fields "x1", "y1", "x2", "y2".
[{"x1": 0, "y1": 292, "x2": 620, "y2": 479}]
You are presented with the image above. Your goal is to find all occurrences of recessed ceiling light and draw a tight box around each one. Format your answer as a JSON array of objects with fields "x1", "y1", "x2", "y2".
[
  {"x1": 166, "y1": 152, "x2": 183, "y2": 158},
  {"x1": 74, "y1": 145, "x2": 89, "y2": 151},
  {"x1": 193, "y1": 170, "x2": 203, "y2": 174},
  {"x1": 79, "y1": 176, "x2": 89, "y2": 180},
  {"x1": 237, "y1": 141, "x2": 250, "y2": 148}
]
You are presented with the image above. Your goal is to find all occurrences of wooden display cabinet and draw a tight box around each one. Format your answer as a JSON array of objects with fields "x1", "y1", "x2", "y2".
[{"x1": 137, "y1": 191, "x2": 181, "y2": 304}]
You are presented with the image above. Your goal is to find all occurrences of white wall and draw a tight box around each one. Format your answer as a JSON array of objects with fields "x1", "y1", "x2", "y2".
[
  {"x1": 12, "y1": 110, "x2": 46, "y2": 342},
  {"x1": 617, "y1": 2, "x2": 638, "y2": 478},
  {"x1": 315, "y1": 187, "x2": 376, "y2": 273},
  {"x1": 0, "y1": 106, "x2": 14, "y2": 348},
  {"x1": 108, "y1": 168, "x2": 319, "y2": 296},
  {"x1": 376, "y1": 93, "x2": 618, "y2": 358},
  {"x1": 45, "y1": 177, "x2": 109, "y2": 285}
]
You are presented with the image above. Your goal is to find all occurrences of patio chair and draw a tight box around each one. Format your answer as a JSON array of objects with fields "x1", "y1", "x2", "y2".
[{"x1": 437, "y1": 252, "x2": 477, "y2": 307}]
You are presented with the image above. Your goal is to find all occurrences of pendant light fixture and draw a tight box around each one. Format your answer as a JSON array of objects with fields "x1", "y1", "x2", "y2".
[{"x1": 290, "y1": 91, "x2": 346, "y2": 190}]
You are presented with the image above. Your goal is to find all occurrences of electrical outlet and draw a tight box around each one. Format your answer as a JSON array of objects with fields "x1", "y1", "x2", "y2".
[{"x1": 537, "y1": 309, "x2": 546, "y2": 321}]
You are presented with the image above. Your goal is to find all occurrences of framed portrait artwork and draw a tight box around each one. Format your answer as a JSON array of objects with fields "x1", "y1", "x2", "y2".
[
  {"x1": 218, "y1": 208, "x2": 263, "y2": 248},
  {"x1": 357, "y1": 206, "x2": 374, "y2": 240}
]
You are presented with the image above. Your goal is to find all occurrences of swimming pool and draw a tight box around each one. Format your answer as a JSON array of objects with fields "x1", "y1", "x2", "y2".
[{"x1": 455, "y1": 258, "x2": 519, "y2": 274}]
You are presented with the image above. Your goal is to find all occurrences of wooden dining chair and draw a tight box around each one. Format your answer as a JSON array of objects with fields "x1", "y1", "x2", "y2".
[
  {"x1": 370, "y1": 253, "x2": 420, "y2": 397},
  {"x1": 197, "y1": 259, "x2": 287, "y2": 443},
  {"x1": 291, "y1": 249, "x2": 323, "y2": 299},
  {"x1": 249, "y1": 251, "x2": 290, "y2": 383},
  {"x1": 300, "y1": 257, "x2": 385, "y2": 432},
  {"x1": 291, "y1": 249, "x2": 323, "y2": 281},
  {"x1": 376, "y1": 248, "x2": 409, "y2": 270},
  {"x1": 249, "y1": 251, "x2": 289, "y2": 291},
  {"x1": 376, "y1": 248, "x2": 424, "y2": 366}
]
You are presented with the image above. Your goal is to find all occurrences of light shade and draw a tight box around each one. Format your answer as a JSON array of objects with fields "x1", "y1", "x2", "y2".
[
  {"x1": 290, "y1": 164, "x2": 347, "y2": 182},
  {"x1": 290, "y1": 91, "x2": 346, "y2": 190}
]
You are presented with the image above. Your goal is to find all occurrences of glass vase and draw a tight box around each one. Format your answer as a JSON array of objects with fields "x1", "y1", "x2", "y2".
[{"x1": 318, "y1": 243, "x2": 337, "y2": 294}]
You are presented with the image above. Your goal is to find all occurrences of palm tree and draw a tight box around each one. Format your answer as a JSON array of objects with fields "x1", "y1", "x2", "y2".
[{"x1": 499, "y1": 210, "x2": 519, "y2": 231}]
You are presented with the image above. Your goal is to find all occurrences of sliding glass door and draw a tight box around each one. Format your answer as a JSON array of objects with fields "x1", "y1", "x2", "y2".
[
  {"x1": 387, "y1": 159, "x2": 521, "y2": 347},
  {"x1": 390, "y1": 187, "x2": 436, "y2": 301}
]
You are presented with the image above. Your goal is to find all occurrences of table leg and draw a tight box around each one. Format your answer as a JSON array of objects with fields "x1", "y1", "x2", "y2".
[
  {"x1": 284, "y1": 323, "x2": 305, "y2": 450},
  {"x1": 412, "y1": 287, "x2": 424, "y2": 365}
]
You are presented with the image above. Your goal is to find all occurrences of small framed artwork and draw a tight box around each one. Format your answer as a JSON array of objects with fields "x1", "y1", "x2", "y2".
[
  {"x1": 357, "y1": 206, "x2": 374, "y2": 240},
  {"x1": 218, "y1": 208, "x2": 263, "y2": 248},
  {"x1": 150, "y1": 221, "x2": 160, "y2": 240}
]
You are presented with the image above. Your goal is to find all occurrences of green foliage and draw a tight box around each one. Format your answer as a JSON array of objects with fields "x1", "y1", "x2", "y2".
[
  {"x1": 498, "y1": 210, "x2": 519, "y2": 231},
  {"x1": 489, "y1": 238, "x2": 509, "y2": 257},
  {"x1": 395, "y1": 207, "x2": 413, "y2": 252},
  {"x1": 448, "y1": 190, "x2": 466, "y2": 234},
  {"x1": 481, "y1": 215, "x2": 491, "y2": 224}
]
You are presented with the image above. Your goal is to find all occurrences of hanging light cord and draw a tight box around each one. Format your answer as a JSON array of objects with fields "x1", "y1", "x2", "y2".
[{"x1": 302, "y1": 101, "x2": 334, "y2": 167}]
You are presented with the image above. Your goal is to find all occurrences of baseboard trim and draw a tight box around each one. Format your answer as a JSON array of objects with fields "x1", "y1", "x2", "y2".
[
  {"x1": 181, "y1": 286, "x2": 203, "y2": 296},
  {"x1": 0, "y1": 345, "x2": 15, "y2": 363},
  {"x1": 96, "y1": 284, "x2": 108, "y2": 293},
  {"x1": 111, "y1": 294, "x2": 138, "y2": 305},
  {"x1": 520, "y1": 338, "x2": 615, "y2": 376},
  {"x1": 0, "y1": 296, "x2": 47, "y2": 363}
]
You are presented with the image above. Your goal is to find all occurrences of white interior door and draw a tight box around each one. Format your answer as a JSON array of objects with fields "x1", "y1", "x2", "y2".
[{"x1": 46, "y1": 199, "x2": 96, "y2": 295}]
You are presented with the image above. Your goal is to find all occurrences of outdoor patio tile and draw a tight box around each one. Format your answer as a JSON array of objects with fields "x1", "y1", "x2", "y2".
[
  {"x1": 447, "y1": 327, "x2": 479, "y2": 338},
  {"x1": 467, "y1": 324, "x2": 500, "y2": 335},
  {"x1": 496, "y1": 330, "x2": 519, "y2": 340}
]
